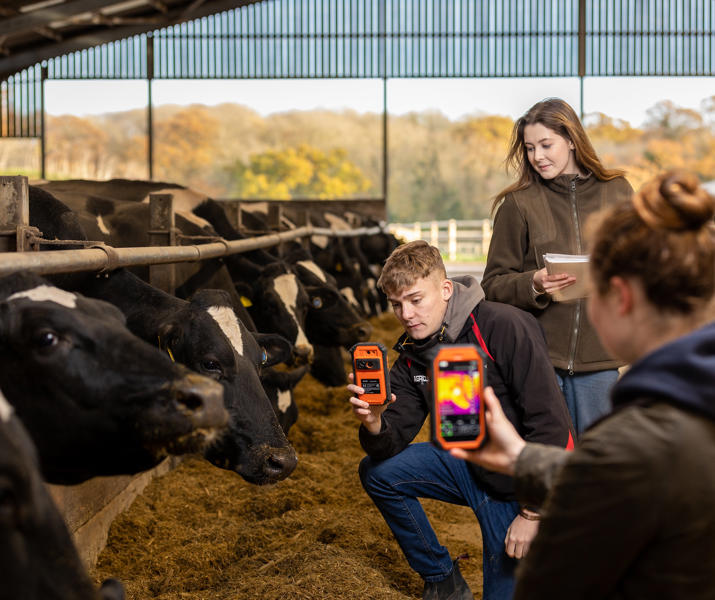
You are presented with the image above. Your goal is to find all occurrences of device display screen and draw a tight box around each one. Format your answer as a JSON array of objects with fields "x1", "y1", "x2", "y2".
[{"x1": 436, "y1": 359, "x2": 481, "y2": 441}]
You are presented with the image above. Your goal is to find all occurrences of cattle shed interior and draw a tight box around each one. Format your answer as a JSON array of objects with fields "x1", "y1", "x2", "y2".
[{"x1": 0, "y1": 1, "x2": 714, "y2": 594}]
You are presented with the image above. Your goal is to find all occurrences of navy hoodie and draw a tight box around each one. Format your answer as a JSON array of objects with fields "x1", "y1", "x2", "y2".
[{"x1": 610, "y1": 320, "x2": 715, "y2": 421}]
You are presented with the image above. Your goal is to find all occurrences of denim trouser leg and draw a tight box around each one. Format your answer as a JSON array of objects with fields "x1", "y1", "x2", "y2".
[
  {"x1": 555, "y1": 368, "x2": 619, "y2": 435},
  {"x1": 359, "y1": 442, "x2": 518, "y2": 600}
]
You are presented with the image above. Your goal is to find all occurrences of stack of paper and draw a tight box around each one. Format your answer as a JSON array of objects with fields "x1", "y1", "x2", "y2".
[{"x1": 543, "y1": 253, "x2": 590, "y2": 302}]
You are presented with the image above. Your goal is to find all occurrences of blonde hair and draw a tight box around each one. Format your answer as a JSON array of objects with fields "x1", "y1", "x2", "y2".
[
  {"x1": 494, "y1": 98, "x2": 624, "y2": 213},
  {"x1": 589, "y1": 170, "x2": 715, "y2": 314},
  {"x1": 377, "y1": 241, "x2": 446, "y2": 296}
]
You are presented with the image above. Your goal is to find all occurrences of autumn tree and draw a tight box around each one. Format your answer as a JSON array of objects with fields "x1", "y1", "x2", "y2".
[{"x1": 227, "y1": 144, "x2": 372, "y2": 199}]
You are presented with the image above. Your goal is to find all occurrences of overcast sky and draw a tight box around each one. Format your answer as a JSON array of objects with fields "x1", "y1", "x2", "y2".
[{"x1": 45, "y1": 76, "x2": 714, "y2": 128}]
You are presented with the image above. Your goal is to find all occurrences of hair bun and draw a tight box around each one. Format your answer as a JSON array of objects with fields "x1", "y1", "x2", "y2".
[{"x1": 633, "y1": 170, "x2": 715, "y2": 232}]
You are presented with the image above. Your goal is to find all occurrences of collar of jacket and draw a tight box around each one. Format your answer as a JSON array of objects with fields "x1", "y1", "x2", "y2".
[{"x1": 542, "y1": 171, "x2": 594, "y2": 195}]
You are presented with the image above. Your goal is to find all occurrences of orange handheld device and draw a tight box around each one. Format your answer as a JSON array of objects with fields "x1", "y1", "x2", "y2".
[
  {"x1": 350, "y1": 342, "x2": 391, "y2": 405},
  {"x1": 430, "y1": 344, "x2": 487, "y2": 450}
]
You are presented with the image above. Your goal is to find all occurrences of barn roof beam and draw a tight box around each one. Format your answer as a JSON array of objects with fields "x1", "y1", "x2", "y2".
[
  {"x1": 0, "y1": 0, "x2": 116, "y2": 38},
  {"x1": 0, "y1": 0, "x2": 259, "y2": 80}
]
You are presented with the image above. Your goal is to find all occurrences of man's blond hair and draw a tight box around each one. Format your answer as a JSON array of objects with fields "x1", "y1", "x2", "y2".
[{"x1": 377, "y1": 240, "x2": 446, "y2": 296}]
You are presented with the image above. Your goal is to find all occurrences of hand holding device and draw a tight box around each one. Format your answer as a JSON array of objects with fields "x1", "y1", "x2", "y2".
[
  {"x1": 430, "y1": 344, "x2": 487, "y2": 450},
  {"x1": 350, "y1": 342, "x2": 390, "y2": 406}
]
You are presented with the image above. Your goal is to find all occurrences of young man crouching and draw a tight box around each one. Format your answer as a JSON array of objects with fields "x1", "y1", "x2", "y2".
[{"x1": 348, "y1": 241, "x2": 574, "y2": 600}]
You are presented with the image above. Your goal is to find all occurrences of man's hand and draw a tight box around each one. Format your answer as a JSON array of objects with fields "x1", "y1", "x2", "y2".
[
  {"x1": 504, "y1": 513, "x2": 539, "y2": 559},
  {"x1": 449, "y1": 386, "x2": 526, "y2": 476},
  {"x1": 347, "y1": 372, "x2": 395, "y2": 434}
]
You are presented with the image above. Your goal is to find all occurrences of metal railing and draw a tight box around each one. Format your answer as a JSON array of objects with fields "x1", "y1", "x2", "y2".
[{"x1": 0, "y1": 176, "x2": 380, "y2": 283}]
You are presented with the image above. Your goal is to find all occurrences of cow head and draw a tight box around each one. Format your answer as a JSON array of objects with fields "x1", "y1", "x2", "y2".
[
  {"x1": 0, "y1": 393, "x2": 123, "y2": 599},
  {"x1": 157, "y1": 288, "x2": 298, "y2": 484},
  {"x1": 0, "y1": 274, "x2": 228, "y2": 485},
  {"x1": 291, "y1": 259, "x2": 372, "y2": 347},
  {"x1": 238, "y1": 260, "x2": 314, "y2": 365}
]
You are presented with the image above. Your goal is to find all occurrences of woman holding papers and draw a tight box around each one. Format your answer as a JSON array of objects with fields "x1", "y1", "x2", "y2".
[
  {"x1": 482, "y1": 98, "x2": 633, "y2": 434},
  {"x1": 453, "y1": 170, "x2": 715, "y2": 599}
]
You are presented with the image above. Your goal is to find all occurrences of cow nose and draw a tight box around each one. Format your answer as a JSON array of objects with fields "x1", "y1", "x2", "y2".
[
  {"x1": 263, "y1": 446, "x2": 298, "y2": 481},
  {"x1": 352, "y1": 321, "x2": 373, "y2": 341},
  {"x1": 293, "y1": 343, "x2": 314, "y2": 365},
  {"x1": 171, "y1": 373, "x2": 229, "y2": 429}
]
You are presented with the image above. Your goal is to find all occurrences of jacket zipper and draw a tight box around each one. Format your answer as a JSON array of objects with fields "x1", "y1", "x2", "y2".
[{"x1": 568, "y1": 179, "x2": 581, "y2": 375}]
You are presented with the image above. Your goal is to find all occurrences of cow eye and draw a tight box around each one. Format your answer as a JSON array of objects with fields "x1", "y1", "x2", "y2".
[
  {"x1": 311, "y1": 296, "x2": 323, "y2": 309},
  {"x1": 201, "y1": 360, "x2": 223, "y2": 375},
  {"x1": 34, "y1": 330, "x2": 59, "y2": 349}
]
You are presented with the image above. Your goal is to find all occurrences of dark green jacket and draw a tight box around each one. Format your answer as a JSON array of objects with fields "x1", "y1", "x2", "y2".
[{"x1": 482, "y1": 174, "x2": 633, "y2": 372}]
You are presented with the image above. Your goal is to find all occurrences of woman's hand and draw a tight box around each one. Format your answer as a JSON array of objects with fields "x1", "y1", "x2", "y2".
[
  {"x1": 533, "y1": 267, "x2": 576, "y2": 296},
  {"x1": 449, "y1": 386, "x2": 526, "y2": 476},
  {"x1": 347, "y1": 372, "x2": 395, "y2": 435}
]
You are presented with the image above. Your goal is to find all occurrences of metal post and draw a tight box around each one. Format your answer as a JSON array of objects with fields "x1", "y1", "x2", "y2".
[
  {"x1": 382, "y1": 76, "x2": 389, "y2": 202},
  {"x1": 0, "y1": 175, "x2": 29, "y2": 253},
  {"x1": 147, "y1": 34, "x2": 154, "y2": 181},
  {"x1": 430, "y1": 220, "x2": 439, "y2": 249},
  {"x1": 578, "y1": 0, "x2": 586, "y2": 121},
  {"x1": 40, "y1": 66, "x2": 47, "y2": 180},
  {"x1": 291, "y1": 208, "x2": 311, "y2": 249},
  {"x1": 268, "y1": 203, "x2": 283, "y2": 254},
  {"x1": 481, "y1": 220, "x2": 492, "y2": 257},
  {"x1": 149, "y1": 193, "x2": 175, "y2": 293}
]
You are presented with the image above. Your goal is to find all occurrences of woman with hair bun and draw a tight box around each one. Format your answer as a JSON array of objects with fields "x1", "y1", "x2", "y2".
[
  {"x1": 452, "y1": 170, "x2": 715, "y2": 599},
  {"x1": 482, "y1": 98, "x2": 634, "y2": 434}
]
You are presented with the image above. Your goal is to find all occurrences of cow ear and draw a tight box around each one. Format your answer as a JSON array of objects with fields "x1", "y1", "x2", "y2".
[
  {"x1": 233, "y1": 282, "x2": 255, "y2": 308},
  {"x1": 253, "y1": 332, "x2": 292, "y2": 367}
]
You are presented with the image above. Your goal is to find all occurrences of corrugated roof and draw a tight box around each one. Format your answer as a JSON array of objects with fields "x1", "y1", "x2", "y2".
[{"x1": 0, "y1": 0, "x2": 262, "y2": 80}]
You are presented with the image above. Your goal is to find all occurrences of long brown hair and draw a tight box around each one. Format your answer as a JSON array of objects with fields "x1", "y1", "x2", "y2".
[
  {"x1": 589, "y1": 170, "x2": 715, "y2": 315},
  {"x1": 493, "y1": 98, "x2": 624, "y2": 213}
]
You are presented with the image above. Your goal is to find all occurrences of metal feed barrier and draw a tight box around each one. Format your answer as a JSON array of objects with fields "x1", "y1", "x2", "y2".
[{"x1": 0, "y1": 176, "x2": 383, "y2": 293}]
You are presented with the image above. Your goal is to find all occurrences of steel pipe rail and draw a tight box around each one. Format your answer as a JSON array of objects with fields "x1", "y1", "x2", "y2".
[{"x1": 0, "y1": 225, "x2": 382, "y2": 277}]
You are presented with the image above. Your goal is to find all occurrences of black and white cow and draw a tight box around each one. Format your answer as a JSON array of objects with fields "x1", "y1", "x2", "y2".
[
  {"x1": 0, "y1": 272, "x2": 228, "y2": 485},
  {"x1": 0, "y1": 391, "x2": 126, "y2": 599},
  {"x1": 79, "y1": 270, "x2": 298, "y2": 484}
]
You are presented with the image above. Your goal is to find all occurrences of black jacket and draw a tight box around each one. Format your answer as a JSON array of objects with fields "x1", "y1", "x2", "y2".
[{"x1": 359, "y1": 276, "x2": 575, "y2": 500}]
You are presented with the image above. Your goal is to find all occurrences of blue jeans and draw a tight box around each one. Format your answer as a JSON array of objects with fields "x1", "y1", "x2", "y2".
[
  {"x1": 555, "y1": 368, "x2": 619, "y2": 435},
  {"x1": 359, "y1": 442, "x2": 518, "y2": 600}
]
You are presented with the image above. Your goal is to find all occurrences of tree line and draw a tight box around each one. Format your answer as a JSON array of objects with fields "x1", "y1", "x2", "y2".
[{"x1": 0, "y1": 96, "x2": 713, "y2": 221}]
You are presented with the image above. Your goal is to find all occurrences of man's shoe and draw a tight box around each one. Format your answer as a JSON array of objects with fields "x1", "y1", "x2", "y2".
[{"x1": 422, "y1": 559, "x2": 474, "y2": 600}]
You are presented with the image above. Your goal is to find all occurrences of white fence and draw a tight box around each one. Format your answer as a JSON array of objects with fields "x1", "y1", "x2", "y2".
[{"x1": 388, "y1": 219, "x2": 492, "y2": 260}]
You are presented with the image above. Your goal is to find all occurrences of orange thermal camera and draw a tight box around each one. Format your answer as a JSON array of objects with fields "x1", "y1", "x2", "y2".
[
  {"x1": 350, "y1": 342, "x2": 390, "y2": 405},
  {"x1": 430, "y1": 344, "x2": 487, "y2": 450}
]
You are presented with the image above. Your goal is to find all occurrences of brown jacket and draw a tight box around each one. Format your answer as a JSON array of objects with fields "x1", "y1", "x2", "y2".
[
  {"x1": 482, "y1": 174, "x2": 633, "y2": 372},
  {"x1": 511, "y1": 322, "x2": 715, "y2": 599}
]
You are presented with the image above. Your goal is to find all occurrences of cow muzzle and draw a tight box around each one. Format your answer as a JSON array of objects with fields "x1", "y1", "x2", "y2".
[{"x1": 166, "y1": 373, "x2": 228, "y2": 453}]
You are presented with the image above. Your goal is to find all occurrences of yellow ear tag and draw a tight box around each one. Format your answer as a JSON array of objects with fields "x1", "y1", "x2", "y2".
[
  {"x1": 335, "y1": 262, "x2": 343, "y2": 272},
  {"x1": 240, "y1": 295, "x2": 253, "y2": 307},
  {"x1": 166, "y1": 346, "x2": 175, "y2": 362}
]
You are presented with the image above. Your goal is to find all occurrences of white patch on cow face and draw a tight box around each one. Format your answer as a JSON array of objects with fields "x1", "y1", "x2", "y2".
[
  {"x1": 277, "y1": 389, "x2": 292, "y2": 413},
  {"x1": 297, "y1": 260, "x2": 327, "y2": 283},
  {"x1": 96, "y1": 214, "x2": 110, "y2": 235},
  {"x1": 311, "y1": 234, "x2": 329, "y2": 249},
  {"x1": 273, "y1": 273, "x2": 310, "y2": 348},
  {"x1": 340, "y1": 286, "x2": 361, "y2": 310},
  {"x1": 178, "y1": 210, "x2": 213, "y2": 231},
  {"x1": 323, "y1": 212, "x2": 350, "y2": 231},
  {"x1": 0, "y1": 388, "x2": 13, "y2": 422},
  {"x1": 207, "y1": 306, "x2": 244, "y2": 357},
  {"x1": 8, "y1": 285, "x2": 77, "y2": 309}
]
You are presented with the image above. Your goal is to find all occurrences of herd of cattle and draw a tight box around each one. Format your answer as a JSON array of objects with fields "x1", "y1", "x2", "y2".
[{"x1": 0, "y1": 178, "x2": 399, "y2": 599}]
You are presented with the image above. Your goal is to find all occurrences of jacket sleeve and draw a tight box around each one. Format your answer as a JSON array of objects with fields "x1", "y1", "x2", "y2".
[
  {"x1": 514, "y1": 443, "x2": 571, "y2": 508},
  {"x1": 513, "y1": 409, "x2": 663, "y2": 600},
  {"x1": 358, "y1": 355, "x2": 429, "y2": 460},
  {"x1": 481, "y1": 195, "x2": 550, "y2": 312},
  {"x1": 485, "y1": 305, "x2": 575, "y2": 447}
]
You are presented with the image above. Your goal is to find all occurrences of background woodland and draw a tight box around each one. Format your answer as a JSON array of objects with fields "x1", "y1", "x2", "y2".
[{"x1": 1, "y1": 96, "x2": 714, "y2": 221}]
